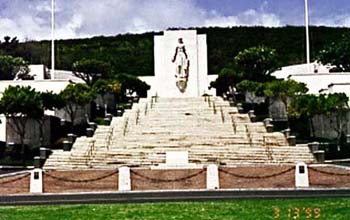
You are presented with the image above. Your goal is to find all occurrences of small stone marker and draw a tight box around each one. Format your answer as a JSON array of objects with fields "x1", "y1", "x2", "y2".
[
  {"x1": 30, "y1": 168, "x2": 43, "y2": 193},
  {"x1": 40, "y1": 148, "x2": 49, "y2": 160},
  {"x1": 67, "y1": 133, "x2": 77, "y2": 143},
  {"x1": 266, "y1": 124, "x2": 274, "y2": 133},
  {"x1": 308, "y1": 142, "x2": 319, "y2": 153},
  {"x1": 282, "y1": 129, "x2": 291, "y2": 138},
  {"x1": 33, "y1": 156, "x2": 41, "y2": 168},
  {"x1": 287, "y1": 136, "x2": 296, "y2": 146},
  {"x1": 314, "y1": 150, "x2": 325, "y2": 163},
  {"x1": 295, "y1": 162, "x2": 309, "y2": 187},
  {"x1": 118, "y1": 167, "x2": 131, "y2": 191},
  {"x1": 63, "y1": 140, "x2": 72, "y2": 151},
  {"x1": 263, "y1": 118, "x2": 273, "y2": 127},
  {"x1": 206, "y1": 164, "x2": 219, "y2": 190},
  {"x1": 86, "y1": 128, "x2": 94, "y2": 137}
]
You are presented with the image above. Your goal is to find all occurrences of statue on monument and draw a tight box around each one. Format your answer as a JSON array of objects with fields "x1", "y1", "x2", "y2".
[{"x1": 172, "y1": 38, "x2": 190, "y2": 93}]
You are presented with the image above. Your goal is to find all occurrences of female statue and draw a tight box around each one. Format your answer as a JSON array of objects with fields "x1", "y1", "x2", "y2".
[{"x1": 172, "y1": 38, "x2": 190, "y2": 79}]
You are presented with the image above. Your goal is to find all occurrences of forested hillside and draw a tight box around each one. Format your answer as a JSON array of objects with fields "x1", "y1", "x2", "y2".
[{"x1": 1, "y1": 26, "x2": 349, "y2": 76}]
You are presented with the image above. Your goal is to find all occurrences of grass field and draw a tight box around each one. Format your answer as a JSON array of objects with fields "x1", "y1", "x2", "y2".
[{"x1": 0, "y1": 198, "x2": 349, "y2": 220}]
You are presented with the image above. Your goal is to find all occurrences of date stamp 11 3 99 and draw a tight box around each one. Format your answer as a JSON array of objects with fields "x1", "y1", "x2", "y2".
[{"x1": 273, "y1": 206, "x2": 321, "y2": 219}]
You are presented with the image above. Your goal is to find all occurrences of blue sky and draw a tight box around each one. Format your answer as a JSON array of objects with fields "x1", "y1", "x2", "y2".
[{"x1": 0, "y1": 0, "x2": 350, "y2": 41}]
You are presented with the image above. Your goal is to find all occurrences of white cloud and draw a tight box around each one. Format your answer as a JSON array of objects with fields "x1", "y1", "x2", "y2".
[
  {"x1": 0, "y1": 0, "x2": 283, "y2": 41},
  {"x1": 205, "y1": 9, "x2": 282, "y2": 27},
  {"x1": 313, "y1": 14, "x2": 350, "y2": 27}
]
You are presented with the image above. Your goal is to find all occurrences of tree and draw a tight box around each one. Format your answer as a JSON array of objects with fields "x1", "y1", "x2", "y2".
[
  {"x1": 288, "y1": 94, "x2": 321, "y2": 137},
  {"x1": 114, "y1": 73, "x2": 150, "y2": 98},
  {"x1": 0, "y1": 55, "x2": 29, "y2": 80},
  {"x1": 264, "y1": 79, "x2": 308, "y2": 108},
  {"x1": 0, "y1": 86, "x2": 43, "y2": 160},
  {"x1": 323, "y1": 93, "x2": 349, "y2": 147},
  {"x1": 289, "y1": 93, "x2": 349, "y2": 146},
  {"x1": 72, "y1": 59, "x2": 111, "y2": 86},
  {"x1": 209, "y1": 67, "x2": 243, "y2": 96},
  {"x1": 59, "y1": 84, "x2": 96, "y2": 125},
  {"x1": 92, "y1": 79, "x2": 122, "y2": 107},
  {"x1": 264, "y1": 79, "x2": 308, "y2": 124},
  {"x1": 234, "y1": 46, "x2": 279, "y2": 82},
  {"x1": 0, "y1": 36, "x2": 19, "y2": 54},
  {"x1": 236, "y1": 80, "x2": 265, "y2": 104},
  {"x1": 36, "y1": 91, "x2": 65, "y2": 144},
  {"x1": 318, "y1": 34, "x2": 350, "y2": 72}
]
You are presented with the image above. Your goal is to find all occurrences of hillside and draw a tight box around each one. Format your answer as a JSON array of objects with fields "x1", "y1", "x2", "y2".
[{"x1": 1, "y1": 26, "x2": 350, "y2": 76}]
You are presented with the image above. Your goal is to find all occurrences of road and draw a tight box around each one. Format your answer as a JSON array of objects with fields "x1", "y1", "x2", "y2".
[{"x1": 1, "y1": 188, "x2": 350, "y2": 206}]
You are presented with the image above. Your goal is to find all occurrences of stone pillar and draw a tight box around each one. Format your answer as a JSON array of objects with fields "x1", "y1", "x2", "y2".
[
  {"x1": 125, "y1": 102, "x2": 133, "y2": 109},
  {"x1": 266, "y1": 124, "x2": 274, "y2": 133},
  {"x1": 308, "y1": 142, "x2": 319, "y2": 153},
  {"x1": 346, "y1": 134, "x2": 350, "y2": 144},
  {"x1": 33, "y1": 156, "x2": 41, "y2": 168},
  {"x1": 88, "y1": 122, "x2": 97, "y2": 131},
  {"x1": 237, "y1": 103, "x2": 244, "y2": 114},
  {"x1": 287, "y1": 136, "x2": 296, "y2": 146},
  {"x1": 60, "y1": 119, "x2": 67, "y2": 126},
  {"x1": 86, "y1": 128, "x2": 94, "y2": 137},
  {"x1": 116, "y1": 109, "x2": 124, "y2": 117},
  {"x1": 263, "y1": 118, "x2": 273, "y2": 127},
  {"x1": 229, "y1": 100, "x2": 235, "y2": 107},
  {"x1": 104, "y1": 117, "x2": 111, "y2": 125},
  {"x1": 206, "y1": 164, "x2": 219, "y2": 190},
  {"x1": 248, "y1": 110, "x2": 256, "y2": 122},
  {"x1": 30, "y1": 168, "x2": 43, "y2": 193},
  {"x1": 283, "y1": 129, "x2": 291, "y2": 138},
  {"x1": 118, "y1": 167, "x2": 131, "y2": 191},
  {"x1": 295, "y1": 162, "x2": 309, "y2": 188},
  {"x1": 63, "y1": 140, "x2": 72, "y2": 151},
  {"x1": 40, "y1": 148, "x2": 50, "y2": 160},
  {"x1": 67, "y1": 133, "x2": 77, "y2": 143},
  {"x1": 314, "y1": 150, "x2": 325, "y2": 163}
]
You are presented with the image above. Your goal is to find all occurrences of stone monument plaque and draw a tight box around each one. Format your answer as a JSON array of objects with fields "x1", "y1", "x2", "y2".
[{"x1": 154, "y1": 30, "x2": 209, "y2": 97}]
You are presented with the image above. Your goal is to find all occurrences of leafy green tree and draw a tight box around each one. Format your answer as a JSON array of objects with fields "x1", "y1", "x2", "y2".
[
  {"x1": 288, "y1": 94, "x2": 321, "y2": 137},
  {"x1": 114, "y1": 73, "x2": 150, "y2": 98},
  {"x1": 59, "y1": 84, "x2": 96, "y2": 125},
  {"x1": 0, "y1": 86, "x2": 43, "y2": 159},
  {"x1": 318, "y1": 34, "x2": 350, "y2": 72},
  {"x1": 236, "y1": 80, "x2": 265, "y2": 104},
  {"x1": 289, "y1": 93, "x2": 349, "y2": 145},
  {"x1": 36, "y1": 91, "x2": 65, "y2": 144},
  {"x1": 264, "y1": 79, "x2": 308, "y2": 125},
  {"x1": 0, "y1": 55, "x2": 29, "y2": 80},
  {"x1": 209, "y1": 67, "x2": 243, "y2": 96},
  {"x1": 72, "y1": 59, "x2": 111, "y2": 86},
  {"x1": 234, "y1": 46, "x2": 279, "y2": 82},
  {"x1": 323, "y1": 93, "x2": 349, "y2": 146},
  {"x1": 264, "y1": 79, "x2": 308, "y2": 108},
  {"x1": 0, "y1": 36, "x2": 19, "y2": 54},
  {"x1": 92, "y1": 79, "x2": 122, "y2": 107}
]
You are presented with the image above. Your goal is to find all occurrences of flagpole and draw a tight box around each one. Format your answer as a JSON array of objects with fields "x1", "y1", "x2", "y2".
[
  {"x1": 51, "y1": 0, "x2": 55, "y2": 79},
  {"x1": 304, "y1": 0, "x2": 311, "y2": 70}
]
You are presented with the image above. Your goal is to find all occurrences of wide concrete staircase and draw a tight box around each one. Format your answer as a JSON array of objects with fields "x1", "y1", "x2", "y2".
[{"x1": 44, "y1": 97, "x2": 315, "y2": 169}]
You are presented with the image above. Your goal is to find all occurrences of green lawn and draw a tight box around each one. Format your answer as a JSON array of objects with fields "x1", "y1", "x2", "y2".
[{"x1": 0, "y1": 198, "x2": 349, "y2": 220}]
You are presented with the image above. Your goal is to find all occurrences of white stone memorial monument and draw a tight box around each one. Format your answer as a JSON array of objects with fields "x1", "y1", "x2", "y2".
[
  {"x1": 206, "y1": 164, "x2": 219, "y2": 190},
  {"x1": 295, "y1": 162, "x2": 309, "y2": 188},
  {"x1": 153, "y1": 30, "x2": 211, "y2": 97},
  {"x1": 118, "y1": 166, "x2": 131, "y2": 191},
  {"x1": 30, "y1": 168, "x2": 43, "y2": 193}
]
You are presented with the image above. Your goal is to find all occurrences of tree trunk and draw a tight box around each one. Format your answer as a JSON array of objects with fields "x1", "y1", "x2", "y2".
[
  {"x1": 20, "y1": 133, "x2": 26, "y2": 163},
  {"x1": 309, "y1": 117, "x2": 315, "y2": 138}
]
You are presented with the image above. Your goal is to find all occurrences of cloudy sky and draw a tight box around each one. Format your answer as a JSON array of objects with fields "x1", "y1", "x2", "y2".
[{"x1": 1, "y1": 0, "x2": 350, "y2": 41}]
